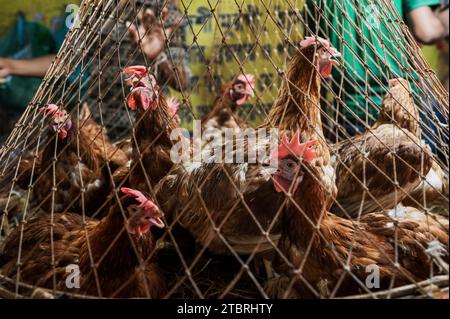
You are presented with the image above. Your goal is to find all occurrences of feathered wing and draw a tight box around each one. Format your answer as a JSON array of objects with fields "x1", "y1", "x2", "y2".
[
  {"x1": 13, "y1": 104, "x2": 127, "y2": 216},
  {"x1": 402, "y1": 157, "x2": 448, "y2": 215},
  {"x1": 0, "y1": 212, "x2": 88, "y2": 284},
  {"x1": 334, "y1": 124, "x2": 433, "y2": 217},
  {"x1": 333, "y1": 78, "x2": 440, "y2": 217},
  {"x1": 158, "y1": 137, "x2": 283, "y2": 256},
  {"x1": 160, "y1": 39, "x2": 341, "y2": 257},
  {"x1": 78, "y1": 103, "x2": 129, "y2": 169}
]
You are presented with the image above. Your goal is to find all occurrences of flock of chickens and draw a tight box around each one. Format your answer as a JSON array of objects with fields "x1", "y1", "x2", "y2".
[{"x1": 0, "y1": 36, "x2": 448, "y2": 298}]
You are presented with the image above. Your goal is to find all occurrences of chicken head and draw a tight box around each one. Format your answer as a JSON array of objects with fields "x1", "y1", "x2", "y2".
[
  {"x1": 39, "y1": 104, "x2": 73, "y2": 140},
  {"x1": 121, "y1": 187, "x2": 165, "y2": 236},
  {"x1": 230, "y1": 73, "x2": 256, "y2": 105},
  {"x1": 271, "y1": 130, "x2": 318, "y2": 194},
  {"x1": 300, "y1": 36, "x2": 341, "y2": 78},
  {"x1": 122, "y1": 65, "x2": 159, "y2": 111}
]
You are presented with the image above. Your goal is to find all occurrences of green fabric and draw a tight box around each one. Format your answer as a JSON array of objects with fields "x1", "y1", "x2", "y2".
[
  {"x1": 404, "y1": 0, "x2": 441, "y2": 13},
  {"x1": 0, "y1": 15, "x2": 57, "y2": 111},
  {"x1": 305, "y1": 0, "x2": 437, "y2": 122},
  {"x1": 0, "y1": 16, "x2": 56, "y2": 113}
]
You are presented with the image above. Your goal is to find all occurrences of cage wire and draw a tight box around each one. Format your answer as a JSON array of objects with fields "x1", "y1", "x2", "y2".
[{"x1": 0, "y1": 0, "x2": 448, "y2": 299}]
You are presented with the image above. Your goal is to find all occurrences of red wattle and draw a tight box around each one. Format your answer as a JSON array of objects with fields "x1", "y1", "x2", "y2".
[
  {"x1": 139, "y1": 225, "x2": 150, "y2": 234},
  {"x1": 127, "y1": 95, "x2": 137, "y2": 110},
  {"x1": 320, "y1": 62, "x2": 333, "y2": 78}
]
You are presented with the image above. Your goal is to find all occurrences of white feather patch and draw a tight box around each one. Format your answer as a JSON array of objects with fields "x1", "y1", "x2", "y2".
[
  {"x1": 235, "y1": 163, "x2": 248, "y2": 183},
  {"x1": 424, "y1": 168, "x2": 443, "y2": 190},
  {"x1": 183, "y1": 161, "x2": 202, "y2": 174},
  {"x1": 387, "y1": 203, "x2": 407, "y2": 219}
]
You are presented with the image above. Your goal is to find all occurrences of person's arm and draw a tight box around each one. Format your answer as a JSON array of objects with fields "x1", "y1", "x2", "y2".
[
  {"x1": 405, "y1": 1, "x2": 448, "y2": 44},
  {"x1": 436, "y1": 6, "x2": 449, "y2": 37},
  {"x1": 0, "y1": 55, "x2": 56, "y2": 78},
  {"x1": 126, "y1": 7, "x2": 189, "y2": 91}
]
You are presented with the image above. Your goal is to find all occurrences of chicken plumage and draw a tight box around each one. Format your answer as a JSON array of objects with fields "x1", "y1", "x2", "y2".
[
  {"x1": 0, "y1": 188, "x2": 165, "y2": 298},
  {"x1": 159, "y1": 150, "x2": 284, "y2": 255},
  {"x1": 372, "y1": 78, "x2": 421, "y2": 135},
  {"x1": 268, "y1": 141, "x2": 448, "y2": 298},
  {"x1": 260, "y1": 36, "x2": 340, "y2": 208},
  {"x1": 159, "y1": 37, "x2": 341, "y2": 256},
  {"x1": 403, "y1": 160, "x2": 449, "y2": 216},
  {"x1": 333, "y1": 78, "x2": 434, "y2": 217},
  {"x1": 380, "y1": 79, "x2": 450, "y2": 214},
  {"x1": 122, "y1": 66, "x2": 179, "y2": 192},
  {"x1": 21, "y1": 104, "x2": 128, "y2": 217}
]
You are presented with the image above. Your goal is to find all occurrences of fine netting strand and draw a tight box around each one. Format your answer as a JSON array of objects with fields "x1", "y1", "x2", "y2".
[{"x1": 0, "y1": 0, "x2": 448, "y2": 299}]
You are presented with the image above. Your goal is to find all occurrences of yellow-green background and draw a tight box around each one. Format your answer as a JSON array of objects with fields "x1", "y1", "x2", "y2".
[
  {"x1": 0, "y1": 0, "x2": 442, "y2": 71},
  {"x1": 0, "y1": 0, "x2": 446, "y2": 125},
  {"x1": 0, "y1": 0, "x2": 77, "y2": 35}
]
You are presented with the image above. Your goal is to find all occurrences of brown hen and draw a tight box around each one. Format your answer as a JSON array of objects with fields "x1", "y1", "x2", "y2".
[
  {"x1": 121, "y1": 66, "x2": 179, "y2": 192},
  {"x1": 268, "y1": 141, "x2": 448, "y2": 298},
  {"x1": 159, "y1": 36, "x2": 341, "y2": 257},
  {"x1": 260, "y1": 36, "x2": 340, "y2": 208},
  {"x1": 18, "y1": 104, "x2": 127, "y2": 217},
  {"x1": 201, "y1": 74, "x2": 255, "y2": 131},
  {"x1": 333, "y1": 78, "x2": 434, "y2": 217},
  {"x1": 0, "y1": 188, "x2": 165, "y2": 298}
]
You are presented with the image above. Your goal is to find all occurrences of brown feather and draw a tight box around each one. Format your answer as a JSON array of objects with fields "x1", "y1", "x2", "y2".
[
  {"x1": 270, "y1": 162, "x2": 448, "y2": 298},
  {"x1": 334, "y1": 80, "x2": 433, "y2": 217},
  {"x1": 0, "y1": 195, "x2": 165, "y2": 298}
]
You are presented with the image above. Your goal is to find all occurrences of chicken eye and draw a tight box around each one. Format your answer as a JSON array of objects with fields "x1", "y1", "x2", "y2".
[{"x1": 127, "y1": 205, "x2": 140, "y2": 215}]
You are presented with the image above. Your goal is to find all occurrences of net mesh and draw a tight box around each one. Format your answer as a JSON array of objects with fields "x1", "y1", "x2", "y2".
[{"x1": 0, "y1": 0, "x2": 448, "y2": 299}]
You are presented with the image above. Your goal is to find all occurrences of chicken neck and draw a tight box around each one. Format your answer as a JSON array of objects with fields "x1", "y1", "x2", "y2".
[
  {"x1": 78, "y1": 198, "x2": 153, "y2": 278},
  {"x1": 131, "y1": 96, "x2": 177, "y2": 186},
  {"x1": 261, "y1": 47, "x2": 322, "y2": 136}
]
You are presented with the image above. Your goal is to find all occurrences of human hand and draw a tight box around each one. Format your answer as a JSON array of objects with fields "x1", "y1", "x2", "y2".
[
  {"x1": 0, "y1": 58, "x2": 14, "y2": 78},
  {"x1": 126, "y1": 7, "x2": 178, "y2": 60}
]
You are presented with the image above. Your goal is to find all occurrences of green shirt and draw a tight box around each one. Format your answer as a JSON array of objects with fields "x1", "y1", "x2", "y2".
[{"x1": 305, "y1": 0, "x2": 440, "y2": 121}]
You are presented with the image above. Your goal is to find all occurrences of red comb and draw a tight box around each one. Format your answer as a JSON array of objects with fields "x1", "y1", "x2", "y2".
[
  {"x1": 122, "y1": 65, "x2": 148, "y2": 77},
  {"x1": 166, "y1": 97, "x2": 180, "y2": 116},
  {"x1": 122, "y1": 65, "x2": 151, "y2": 87},
  {"x1": 272, "y1": 130, "x2": 318, "y2": 163},
  {"x1": 121, "y1": 187, "x2": 158, "y2": 211},
  {"x1": 300, "y1": 36, "x2": 329, "y2": 49},
  {"x1": 39, "y1": 104, "x2": 69, "y2": 125},
  {"x1": 39, "y1": 104, "x2": 61, "y2": 118},
  {"x1": 237, "y1": 74, "x2": 256, "y2": 86}
]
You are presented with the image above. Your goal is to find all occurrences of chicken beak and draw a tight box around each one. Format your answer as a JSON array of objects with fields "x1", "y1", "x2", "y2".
[
  {"x1": 329, "y1": 51, "x2": 341, "y2": 66},
  {"x1": 122, "y1": 65, "x2": 148, "y2": 77},
  {"x1": 149, "y1": 216, "x2": 165, "y2": 229},
  {"x1": 244, "y1": 84, "x2": 255, "y2": 97}
]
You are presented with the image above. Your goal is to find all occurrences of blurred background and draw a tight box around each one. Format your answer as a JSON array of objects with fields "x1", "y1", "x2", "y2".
[{"x1": 0, "y1": 0, "x2": 448, "y2": 143}]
